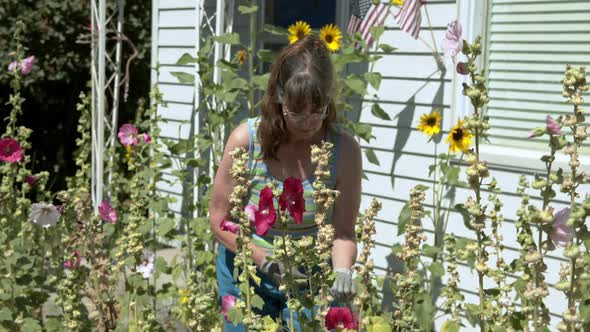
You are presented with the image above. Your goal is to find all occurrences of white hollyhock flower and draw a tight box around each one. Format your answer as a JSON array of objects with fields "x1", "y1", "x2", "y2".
[
  {"x1": 137, "y1": 250, "x2": 155, "y2": 279},
  {"x1": 29, "y1": 203, "x2": 60, "y2": 228}
]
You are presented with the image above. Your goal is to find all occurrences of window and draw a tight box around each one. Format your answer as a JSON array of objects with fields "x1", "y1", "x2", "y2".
[{"x1": 456, "y1": 0, "x2": 590, "y2": 172}]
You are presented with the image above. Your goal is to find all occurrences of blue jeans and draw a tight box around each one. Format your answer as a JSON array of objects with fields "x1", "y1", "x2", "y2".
[{"x1": 216, "y1": 244, "x2": 313, "y2": 331}]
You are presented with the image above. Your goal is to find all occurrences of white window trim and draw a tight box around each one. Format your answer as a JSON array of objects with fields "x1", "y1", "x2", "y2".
[{"x1": 453, "y1": 0, "x2": 590, "y2": 174}]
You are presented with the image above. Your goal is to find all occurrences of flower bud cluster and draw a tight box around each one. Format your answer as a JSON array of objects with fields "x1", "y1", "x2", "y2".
[
  {"x1": 56, "y1": 269, "x2": 84, "y2": 331},
  {"x1": 440, "y1": 234, "x2": 464, "y2": 322}
]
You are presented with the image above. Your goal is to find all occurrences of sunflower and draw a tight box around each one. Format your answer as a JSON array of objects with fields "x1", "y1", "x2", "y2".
[
  {"x1": 446, "y1": 119, "x2": 473, "y2": 153},
  {"x1": 319, "y1": 24, "x2": 342, "y2": 52},
  {"x1": 288, "y1": 21, "x2": 311, "y2": 44},
  {"x1": 236, "y1": 49, "x2": 247, "y2": 65},
  {"x1": 417, "y1": 111, "x2": 441, "y2": 137},
  {"x1": 392, "y1": 0, "x2": 404, "y2": 6}
]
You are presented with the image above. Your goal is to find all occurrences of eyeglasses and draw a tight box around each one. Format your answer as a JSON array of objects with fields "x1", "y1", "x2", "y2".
[{"x1": 282, "y1": 104, "x2": 329, "y2": 124}]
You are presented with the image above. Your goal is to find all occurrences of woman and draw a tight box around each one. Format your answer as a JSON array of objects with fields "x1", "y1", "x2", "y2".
[{"x1": 209, "y1": 35, "x2": 362, "y2": 331}]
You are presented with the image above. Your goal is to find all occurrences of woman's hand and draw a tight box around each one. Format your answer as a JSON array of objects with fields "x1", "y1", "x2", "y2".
[
  {"x1": 258, "y1": 256, "x2": 307, "y2": 287},
  {"x1": 329, "y1": 268, "x2": 357, "y2": 302}
]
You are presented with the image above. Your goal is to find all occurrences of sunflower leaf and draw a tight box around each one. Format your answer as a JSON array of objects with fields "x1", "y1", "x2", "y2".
[
  {"x1": 175, "y1": 53, "x2": 198, "y2": 65},
  {"x1": 213, "y1": 33, "x2": 240, "y2": 45},
  {"x1": 371, "y1": 103, "x2": 390, "y2": 121},
  {"x1": 170, "y1": 72, "x2": 195, "y2": 84},
  {"x1": 365, "y1": 148, "x2": 380, "y2": 166},
  {"x1": 365, "y1": 72, "x2": 382, "y2": 90},
  {"x1": 263, "y1": 24, "x2": 288, "y2": 36},
  {"x1": 238, "y1": 5, "x2": 258, "y2": 14},
  {"x1": 379, "y1": 43, "x2": 397, "y2": 53},
  {"x1": 370, "y1": 25, "x2": 385, "y2": 40}
]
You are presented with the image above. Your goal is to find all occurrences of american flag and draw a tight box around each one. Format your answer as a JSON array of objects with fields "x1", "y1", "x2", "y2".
[
  {"x1": 394, "y1": 0, "x2": 425, "y2": 39},
  {"x1": 347, "y1": 0, "x2": 390, "y2": 49}
]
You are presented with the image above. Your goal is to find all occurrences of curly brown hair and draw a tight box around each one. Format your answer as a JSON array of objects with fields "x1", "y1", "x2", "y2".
[{"x1": 258, "y1": 34, "x2": 338, "y2": 161}]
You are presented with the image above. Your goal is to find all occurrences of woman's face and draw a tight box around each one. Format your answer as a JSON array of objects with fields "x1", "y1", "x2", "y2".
[{"x1": 282, "y1": 102, "x2": 328, "y2": 141}]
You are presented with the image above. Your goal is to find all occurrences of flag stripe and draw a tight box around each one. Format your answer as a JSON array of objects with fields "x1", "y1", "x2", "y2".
[{"x1": 394, "y1": 0, "x2": 423, "y2": 39}]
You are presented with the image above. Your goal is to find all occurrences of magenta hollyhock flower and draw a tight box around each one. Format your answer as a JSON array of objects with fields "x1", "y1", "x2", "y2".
[
  {"x1": 551, "y1": 207, "x2": 574, "y2": 247},
  {"x1": 98, "y1": 200, "x2": 117, "y2": 224},
  {"x1": 546, "y1": 115, "x2": 565, "y2": 136},
  {"x1": 325, "y1": 307, "x2": 358, "y2": 330},
  {"x1": 244, "y1": 204, "x2": 257, "y2": 223},
  {"x1": 0, "y1": 137, "x2": 23, "y2": 163},
  {"x1": 141, "y1": 133, "x2": 151, "y2": 144},
  {"x1": 442, "y1": 20, "x2": 463, "y2": 63},
  {"x1": 117, "y1": 124, "x2": 139, "y2": 146},
  {"x1": 64, "y1": 250, "x2": 81, "y2": 269},
  {"x1": 456, "y1": 62, "x2": 469, "y2": 75},
  {"x1": 254, "y1": 186, "x2": 277, "y2": 236},
  {"x1": 25, "y1": 175, "x2": 37, "y2": 186},
  {"x1": 221, "y1": 295, "x2": 237, "y2": 322},
  {"x1": 279, "y1": 177, "x2": 305, "y2": 224},
  {"x1": 8, "y1": 61, "x2": 18, "y2": 72},
  {"x1": 220, "y1": 220, "x2": 239, "y2": 234},
  {"x1": 20, "y1": 56, "x2": 35, "y2": 75}
]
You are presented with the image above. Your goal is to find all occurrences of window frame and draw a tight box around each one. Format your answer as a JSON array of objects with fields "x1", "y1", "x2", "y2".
[{"x1": 453, "y1": 0, "x2": 590, "y2": 173}]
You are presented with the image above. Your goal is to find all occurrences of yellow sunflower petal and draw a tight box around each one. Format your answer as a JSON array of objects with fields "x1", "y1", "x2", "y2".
[
  {"x1": 392, "y1": 0, "x2": 404, "y2": 6},
  {"x1": 417, "y1": 111, "x2": 441, "y2": 137},
  {"x1": 288, "y1": 21, "x2": 311, "y2": 44},
  {"x1": 319, "y1": 24, "x2": 342, "y2": 52},
  {"x1": 446, "y1": 119, "x2": 473, "y2": 153}
]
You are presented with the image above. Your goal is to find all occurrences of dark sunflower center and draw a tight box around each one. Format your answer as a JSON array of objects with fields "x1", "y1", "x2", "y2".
[
  {"x1": 325, "y1": 35, "x2": 333, "y2": 43},
  {"x1": 426, "y1": 117, "x2": 436, "y2": 126},
  {"x1": 297, "y1": 31, "x2": 305, "y2": 39},
  {"x1": 452, "y1": 129, "x2": 464, "y2": 141}
]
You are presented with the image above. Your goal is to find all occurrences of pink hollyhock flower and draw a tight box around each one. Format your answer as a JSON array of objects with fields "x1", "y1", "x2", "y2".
[
  {"x1": 220, "y1": 220, "x2": 239, "y2": 234},
  {"x1": 29, "y1": 203, "x2": 61, "y2": 228},
  {"x1": 279, "y1": 177, "x2": 305, "y2": 224},
  {"x1": 221, "y1": 295, "x2": 237, "y2": 323},
  {"x1": 244, "y1": 204, "x2": 257, "y2": 222},
  {"x1": 141, "y1": 133, "x2": 151, "y2": 144},
  {"x1": 98, "y1": 200, "x2": 117, "y2": 224},
  {"x1": 8, "y1": 61, "x2": 18, "y2": 72},
  {"x1": 551, "y1": 207, "x2": 574, "y2": 247},
  {"x1": 0, "y1": 137, "x2": 23, "y2": 163},
  {"x1": 442, "y1": 20, "x2": 463, "y2": 63},
  {"x1": 25, "y1": 175, "x2": 37, "y2": 186},
  {"x1": 117, "y1": 124, "x2": 139, "y2": 146},
  {"x1": 64, "y1": 250, "x2": 81, "y2": 269},
  {"x1": 546, "y1": 115, "x2": 565, "y2": 136},
  {"x1": 456, "y1": 62, "x2": 469, "y2": 75},
  {"x1": 20, "y1": 56, "x2": 35, "y2": 75},
  {"x1": 325, "y1": 307, "x2": 358, "y2": 330},
  {"x1": 254, "y1": 186, "x2": 277, "y2": 236}
]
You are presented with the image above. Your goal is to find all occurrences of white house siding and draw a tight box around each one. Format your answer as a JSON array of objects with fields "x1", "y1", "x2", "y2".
[{"x1": 362, "y1": 0, "x2": 590, "y2": 330}]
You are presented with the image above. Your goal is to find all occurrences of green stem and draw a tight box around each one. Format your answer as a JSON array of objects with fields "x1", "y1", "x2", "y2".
[
  {"x1": 280, "y1": 215, "x2": 296, "y2": 332},
  {"x1": 566, "y1": 111, "x2": 579, "y2": 332}
]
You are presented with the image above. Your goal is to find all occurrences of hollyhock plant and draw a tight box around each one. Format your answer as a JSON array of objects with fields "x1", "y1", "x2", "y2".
[
  {"x1": 456, "y1": 62, "x2": 469, "y2": 75},
  {"x1": 325, "y1": 307, "x2": 358, "y2": 330},
  {"x1": 141, "y1": 133, "x2": 151, "y2": 144},
  {"x1": 546, "y1": 115, "x2": 565, "y2": 136},
  {"x1": 254, "y1": 186, "x2": 277, "y2": 236},
  {"x1": 221, "y1": 295, "x2": 237, "y2": 322},
  {"x1": 8, "y1": 61, "x2": 18, "y2": 72},
  {"x1": 98, "y1": 200, "x2": 117, "y2": 224},
  {"x1": 220, "y1": 219, "x2": 239, "y2": 234},
  {"x1": 20, "y1": 55, "x2": 35, "y2": 75},
  {"x1": 29, "y1": 203, "x2": 61, "y2": 228},
  {"x1": 0, "y1": 137, "x2": 23, "y2": 163},
  {"x1": 550, "y1": 207, "x2": 574, "y2": 247},
  {"x1": 25, "y1": 175, "x2": 37, "y2": 186},
  {"x1": 279, "y1": 176, "x2": 305, "y2": 224},
  {"x1": 244, "y1": 204, "x2": 257, "y2": 223},
  {"x1": 442, "y1": 20, "x2": 463, "y2": 63},
  {"x1": 64, "y1": 250, "x2": 81, "y2": 269},
  {"x1": 117, "y1": 123, "x2": 139, "y2": 146}
]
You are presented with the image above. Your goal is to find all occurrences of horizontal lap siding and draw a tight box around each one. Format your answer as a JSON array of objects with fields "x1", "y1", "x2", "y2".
[{"x1": 366, "y1": 0, "x2": 584, "y2": 329}]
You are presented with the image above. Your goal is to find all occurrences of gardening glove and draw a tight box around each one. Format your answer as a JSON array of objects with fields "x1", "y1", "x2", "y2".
[
  {"x1": 329, "y1": 268, "x2": 357, "y2": 302},
  {"x1": 258, "y1": 256, "x2": 307, "y2": 287}
]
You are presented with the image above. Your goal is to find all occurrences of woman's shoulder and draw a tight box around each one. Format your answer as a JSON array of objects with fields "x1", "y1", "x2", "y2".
[
  {"x1": 334, "y1": 129, "x2": 361, "y2": 170},
  {"x1": 226, "y1": 120, "x2": 250, "y2": 150}
]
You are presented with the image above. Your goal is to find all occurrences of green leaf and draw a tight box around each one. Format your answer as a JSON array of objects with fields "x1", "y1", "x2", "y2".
[
  {"x1": 170, "y1": 72, "x2": 195, "y2": 84},
  {"x1": 238, "y1": 5, "x2": 258, "y2": 14},
  {"x1": 441, "y1": 320, "x2": 460, "y2": 332},
  {"x1": 257, "y1": 49, "x2": 276, "y2": 63},
  {"x1": 158, "y1": 218, "x2": 177, "y2": 237},
  {"x1": 422, "y1": 244, "x2": 441, "y2": 258},
  {"x1": 263, "y1": 24, "x2": 288, "y2": 36},
  {"x1": 352, "y1": 122, "x2": 374, "y2": 143},
  {"x1": 175, "y1": 53, "x2": 198, "y2": 65},
  {"x1": 379, "y1": 43, "x2": 397, "y2": 53},
  {"x1": 370, "y1": 25, "x2": 385, "y2": 40},
  {"x1": 371, "y1": 103, "x2": 390, "y2": 121},
  {"x1": 0, "y1": 308, "x2": 12, "y2": 321},
  {"x1": 344, "y1": 75, "x2": 367, "y2": 95},
  {"x1": 464, "y1": 303, "x2": 481, "y2": 326},
  {"x1": 428, "y1": 261, "x2": 445, "y2": 277},
  {"x1": 484, "y1": 288, "x2": 501, "y2": 297},
  {"x1": 21, "y1": 318, "x2": 42, "y2": 332},
  {"x1": 251, "y1": 294, "x2": 265, "y2": 310},
  {"x1": 213, "y1": 33, "x2": 240, "y2": 45},
  {"x1": 227, "y1": 306, "x2": 244, "y2": 326},
  {"x1": 397, "y1": 203, "x2": 411, "y2": 235},
  {"x1": 365, "y1": 72, "x2": 382, "y2": 91},
  {"x1": 252, "y1": 73, "x2": 270, "y2": 89},
  {"x1": 365, "y1": 148, "x2": 380, "y2": 166},
  {"x1": 262, "y1": 316, "x2": 282, "y2": 332},
  {"x1": 455, "y1": 203, "x2": 474, "y2": 231}
]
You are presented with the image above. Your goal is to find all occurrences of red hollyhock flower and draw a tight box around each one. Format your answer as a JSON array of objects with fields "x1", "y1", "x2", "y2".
[
  {"x1": 325, "y1": 307, "x2": 358, "y2": 330},
  {"x1": 278, "y1": 177, "x2": 305, "y2": 224},
  {"x1": 0, "y1": 137, "x2": 23, "y2": 163},
  {"x1": 254, "y1": 186, "x2": 277, "y2": 236}
]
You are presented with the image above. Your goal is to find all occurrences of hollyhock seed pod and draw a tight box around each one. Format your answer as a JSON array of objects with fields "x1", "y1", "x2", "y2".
[{"x1": 564, "y1": 245, "x2": 580, "y2": 259}]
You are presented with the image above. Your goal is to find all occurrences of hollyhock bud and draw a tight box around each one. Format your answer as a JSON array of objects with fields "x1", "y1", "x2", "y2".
[
  {"x1": 20, "y1": 56, "x2": 35, "y2": 75},
  {"x1": 550, "y1": 208, "x2": 574, "y2": 247},
  {"x1": 456, "y1": 62, "x2": 469, "y2": 75},
  {"x1": 528, "y1": 127, "x2": 546, "y2": 138}
]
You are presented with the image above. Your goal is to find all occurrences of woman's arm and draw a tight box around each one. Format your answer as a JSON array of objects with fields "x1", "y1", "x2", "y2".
[
  {"x1": 331, "y1": 132, "x2": 363, "y2": 269},
  {"x1": 209, "y1": 122, "x2": 267, "y2": 266}
]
